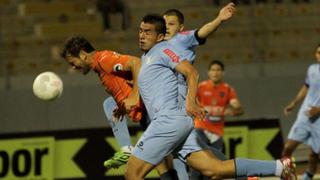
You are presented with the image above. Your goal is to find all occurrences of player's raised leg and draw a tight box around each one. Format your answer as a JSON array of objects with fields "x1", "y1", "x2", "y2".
[{"x1": 103, "y1": 97, "x2": 133, "y2": 168}]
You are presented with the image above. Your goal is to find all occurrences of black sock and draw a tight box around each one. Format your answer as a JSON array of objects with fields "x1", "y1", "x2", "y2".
[
  {"x1": 305, "y1": 170, "x2": 314, "y2": 178},
  {"x1": 160, "y1": 169, "x2": 179, "y2": 180}
]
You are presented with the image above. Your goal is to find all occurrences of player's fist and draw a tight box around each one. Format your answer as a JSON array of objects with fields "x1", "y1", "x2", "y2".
[
  {"x1": 218, "y1": 3, "x2": 236, "y2": 21},
  {"x1": 283, "y1": 101, "x2": 296, "y2": 116}
]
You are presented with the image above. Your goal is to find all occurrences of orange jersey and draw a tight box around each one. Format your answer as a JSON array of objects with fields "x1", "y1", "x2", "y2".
[
  {"x1": 194, "y1": 80, "x2": 237, "y2": 136},
  {"x1": 91, "y1": 50, "x2": 144, "y2": 122}
]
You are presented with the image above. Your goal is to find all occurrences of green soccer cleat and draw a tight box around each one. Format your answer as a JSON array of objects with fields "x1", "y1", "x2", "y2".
[
  {"x1": 104, "y1": 151, "x2": 131, "y2": 169},
  {"x1": 281, "y1": 156, "x2": 297, "y2": 180}
]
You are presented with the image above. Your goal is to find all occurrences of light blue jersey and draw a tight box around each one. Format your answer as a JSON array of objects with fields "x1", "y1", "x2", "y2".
[
  {"x1": 288, "y1": 63, "x2": 320, "y2": 153},
  {"x1": 168, "y1": 30, "x2": 202, "y2": 65},
  {"x1": 138, "y1": 41, "x2": 190, "y2": 119},
  {"x1": 168, "y1": 30, "x2": 205, "y2": 104},
  {"x1": 133, "y1": 41, "x2": 194, "y2": 165},
  {"x1": 298, "y1": 64, "x2": 320, "y2": 120}
]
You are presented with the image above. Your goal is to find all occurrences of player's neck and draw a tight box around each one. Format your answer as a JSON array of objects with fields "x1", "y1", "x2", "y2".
[
  {"x1": 212, "y1": 80, "x2": 223, "y2": 86},
  {"x1": 86, "y1": 51, "x2": 97, "y2": 65}
]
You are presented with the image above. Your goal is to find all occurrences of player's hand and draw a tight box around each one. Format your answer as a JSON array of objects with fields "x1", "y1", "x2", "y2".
[
  {"x1": 283, "y1": 102, "x2": 295, "y2": 116},
  {"x1": 123, "y1": 93, "x2": 139, "y2": 112},
  {"x1": 218, "y1": 3, "x2": 236, "y2": 21},
  {"x1": 112, "y1": 107, "x2": 126, "y2": 122},
  {"x1": 186, "y1": 100, "x2": 206, "y2": 120},
  {"x1": 305, "y1": 106, "x2": 320, "y2": 119}
]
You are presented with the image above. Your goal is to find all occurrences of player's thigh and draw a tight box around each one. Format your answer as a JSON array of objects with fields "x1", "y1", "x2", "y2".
[
  {"x1": 125, "y1": 155, "x2": 154, "y2": 178},
  {"x1": 133, "y1": 115, "x2": 193, "y2": 165},
  {"x1": 186, "y1": 149, "x2": 235, "y2": 178},
  {"x1": 155, "y1": 155, "x2": 174, "y2": 175}
]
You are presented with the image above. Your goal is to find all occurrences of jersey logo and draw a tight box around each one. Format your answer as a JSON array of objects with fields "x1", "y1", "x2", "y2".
[
  {"x1": 145, "y1": 57, "x2": 154, "y2": 65},
  {"x1": 113, "y1": 63, "x2": 123, "y2": 72},
  {"x1": 163, "y1": 48, "x2": 180, "y2": 63},
  {"x1": 219, "y1": 91, "x2": 225, "y2": 98}
]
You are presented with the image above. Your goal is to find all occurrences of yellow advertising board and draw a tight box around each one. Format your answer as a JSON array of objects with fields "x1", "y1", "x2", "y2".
[
  {"x1": 0, "y1": 137, "x2": 54, "y2": 180},
  {"x1": 0, "y1": 119, "x2": 283, "y2": 179}
]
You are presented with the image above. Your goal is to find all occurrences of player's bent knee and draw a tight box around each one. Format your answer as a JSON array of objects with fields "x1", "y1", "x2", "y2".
[{"x1": 125, "y1": 156, "x2": 153, "y2": 180}]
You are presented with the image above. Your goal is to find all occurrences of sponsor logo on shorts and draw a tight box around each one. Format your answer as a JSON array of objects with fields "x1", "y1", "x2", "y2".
[{"x1": 137, "y1": 141, "x2": 144, "y2": 151}]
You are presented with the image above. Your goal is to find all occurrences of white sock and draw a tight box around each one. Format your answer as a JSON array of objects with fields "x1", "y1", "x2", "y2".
[
  {"x1": 121, "y1": 145, "x2": 133, "y2": 153},
  {"x1": 275, "y1": 160, "x2": 283, "y2": 177}
]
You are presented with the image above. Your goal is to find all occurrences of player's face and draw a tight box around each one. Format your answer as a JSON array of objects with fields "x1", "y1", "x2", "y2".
[
  {"x1": 315, "y1": 46, "x2": 320, "y2": 63},
  {"x1": 208, "y1": 64, "x2": 224, "y2": 84},
  {"x1": 65, "y1": 54, "x2": 91, "y2": 75},
  {"x1": 139, "y1": 22, "x2": 164, "y2": 52},
  {"x1": 163, "y1": 15, "x2": 184, "y2": 40}
]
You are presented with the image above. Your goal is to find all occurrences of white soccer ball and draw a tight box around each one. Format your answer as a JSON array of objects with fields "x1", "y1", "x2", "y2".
[{"x1": 32, "y1": 71, "x2": 63, "y2": 101}]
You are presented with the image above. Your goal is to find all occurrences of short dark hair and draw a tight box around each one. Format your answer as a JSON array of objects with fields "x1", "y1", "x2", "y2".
[
  {"x1": 164, "y1": 9, "x2": 184, "y2": 24},
  {"x1": 142, "y1": 13, "x2": 166, "y2": 36},
  {"x1": 61, "y1": 36, "x2": 95, "y2": 58},
  {"x1": 209, "y1": 60, "x2": 225, "y2": 71}
]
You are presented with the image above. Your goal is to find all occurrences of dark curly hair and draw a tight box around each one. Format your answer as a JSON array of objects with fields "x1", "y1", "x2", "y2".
[{"x1": 61, "y1": 36, "x2": 95, "y2": 58}]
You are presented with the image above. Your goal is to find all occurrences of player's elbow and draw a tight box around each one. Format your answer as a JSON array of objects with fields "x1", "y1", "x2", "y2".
[
  {"x1": 234, "y1": 107, "x2": 244, "y2": 116},
  {"x1": 187, "y1": 67, "x2": 199, "y2": 80}
]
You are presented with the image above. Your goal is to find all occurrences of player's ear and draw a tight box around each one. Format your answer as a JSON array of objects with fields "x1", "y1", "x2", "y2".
[
  {"x1": 79, "y1": 50, "x2": 87, "y2": 60},
  {"x1": 179, "y1": 24, "x2": 184, "y2": 31},
  {"x1": 156, "y1": 33, "x2": 165, "y2": 42}
]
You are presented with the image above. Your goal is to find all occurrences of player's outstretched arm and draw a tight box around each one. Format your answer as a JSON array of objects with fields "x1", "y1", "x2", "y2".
[
  {"x1": 284, "y1": 85, "x2": 308, "y2": 116},
  {"x1": 122, "y1": 56, "x2": 142, "y2": 112},
  {"x1": 197, "y1": 2, "x2": 236, "y2": 39},
  {"x1": 225, "y1": 98, "x2": 244, "y2": 116},
  {"x1": 175, "y1": 60, "x2": 205, "y2": 119}
]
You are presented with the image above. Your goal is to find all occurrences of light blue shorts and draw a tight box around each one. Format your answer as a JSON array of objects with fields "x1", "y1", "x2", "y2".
[
  {"x1": 132, "y1": 114, "x2": 194, "y2": 165},
  {"x1": 288, "y1": 113, "x2": 320, "y2": 153},
  {"x1": 174, "y1": 129, "x2": 204, "y2": 162}
]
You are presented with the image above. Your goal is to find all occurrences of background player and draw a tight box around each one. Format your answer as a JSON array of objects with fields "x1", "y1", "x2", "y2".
[
  {"x1": 191, "y1": 59, "x2": 244, "y2": 179},
  {"x1": 282, "y1": 44, "x2": 320, "y2": 180}
]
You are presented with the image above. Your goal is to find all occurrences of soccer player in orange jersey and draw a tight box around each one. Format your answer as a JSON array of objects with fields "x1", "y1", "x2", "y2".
[
  {"x1": 192, "y1": 59, "x2": 244, "y2": 179},
  {"x1": 61, "y1": 36, "x2": 143, "y2": 126},
  {"x1": 195, "y1": 60, "x2": 244, "y2": 151},
  {"x1": 61, "y1": 36, "x2": 181, "y2": 179}
]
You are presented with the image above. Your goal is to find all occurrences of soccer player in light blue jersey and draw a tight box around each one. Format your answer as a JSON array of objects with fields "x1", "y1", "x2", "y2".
[
  {"x1": 103, "y1": 3, "x2": 236, "y2": 169},
  {"x1": 125, "y1": 13, "x2": 297, "y2": 180},
  {"x1": 283, "y1": 44, "x2": 320, "y2": 180}
]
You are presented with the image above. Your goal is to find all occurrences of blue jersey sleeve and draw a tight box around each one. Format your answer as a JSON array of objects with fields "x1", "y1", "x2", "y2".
[
  {"x1": 176, "y1": 29, "x2": 206, "y2": 48},
  {"x1": 305, "y1": 65, "x2": 312, "y2": 87}
]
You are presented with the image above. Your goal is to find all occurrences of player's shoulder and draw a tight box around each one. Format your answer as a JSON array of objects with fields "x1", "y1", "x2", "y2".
[
  {"x1": 222, "y1": 82, "x2": 235, "y2": 89},
  {"x1": 307, "y1": 63, "x2": 319, "y2": 72},
  {"x1": 157, "y1": 41, "x2": 180, "y2": 57},
  {"x1": 177, "y1": 30, "x2": 195, "y2": 36},
  {"x1": 199, "y1": 80, "x2": 211, "y2": 87},
  {"x1": 308, "y1": 63, "x2": 318, "y2": 69}
]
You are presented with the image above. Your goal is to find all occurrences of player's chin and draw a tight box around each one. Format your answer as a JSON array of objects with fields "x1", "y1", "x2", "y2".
[{"x1": 139, "y1": 45, "x2": 147, "y2": 52}]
